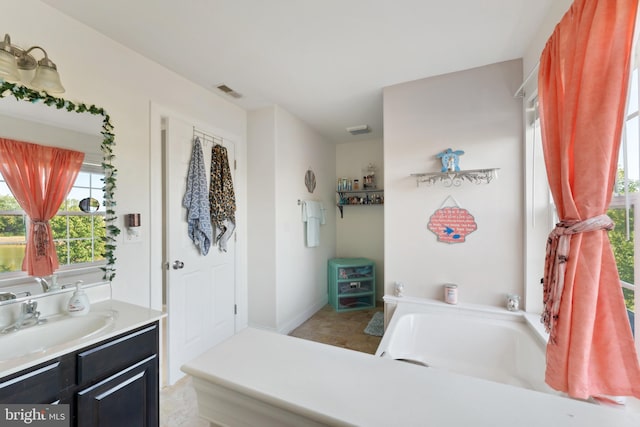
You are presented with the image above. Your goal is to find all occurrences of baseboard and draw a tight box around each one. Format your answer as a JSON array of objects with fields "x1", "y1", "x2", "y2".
[
  {"x1": 246, "y1": 323, "x2": 278, "y2": 333},
  {"x1": 277, "y1": 295, "x2": 328, "y2": 335}
]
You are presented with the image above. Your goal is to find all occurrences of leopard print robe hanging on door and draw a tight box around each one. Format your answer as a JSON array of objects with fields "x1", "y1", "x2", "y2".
[{"x1": 209, "y1": 144, "x2": 236, "y2": 251}]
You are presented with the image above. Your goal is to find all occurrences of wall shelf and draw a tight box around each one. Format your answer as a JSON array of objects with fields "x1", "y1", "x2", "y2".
[
  {"x1": 336, "y1": 189, "x2": 384, "y2": 218},
  {"x1": 410, "y1": 168, "x2": 499, "y2": 187}
]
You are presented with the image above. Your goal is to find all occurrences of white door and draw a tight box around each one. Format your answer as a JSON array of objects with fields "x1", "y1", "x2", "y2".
[{"x1": 164, "y1": 115, "x2": 236, "y2": 385}]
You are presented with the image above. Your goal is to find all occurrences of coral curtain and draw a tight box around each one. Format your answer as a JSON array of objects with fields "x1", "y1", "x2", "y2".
[
  {"x1": 0, "y1": 138, "x2": 84, "y2": 277},
  {"x1": 538, "y1": 0, "x2": 640, "y2": 399}
]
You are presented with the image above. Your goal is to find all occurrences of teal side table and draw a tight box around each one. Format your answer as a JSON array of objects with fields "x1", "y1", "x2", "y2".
[{"x1": 328, "y1": 258, "x2": 375, "y2": 312}]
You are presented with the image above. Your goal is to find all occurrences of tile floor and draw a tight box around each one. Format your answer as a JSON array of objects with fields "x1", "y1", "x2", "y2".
[
  {"x1": 160, "y1": 376, "x2": 208, "y2": 427},
  {"x1": 288, "y1": 303, "x2": 384, "y2": 354},
  {"x1": 159, "y1": 304, "x2": 384, "y2": 426}
]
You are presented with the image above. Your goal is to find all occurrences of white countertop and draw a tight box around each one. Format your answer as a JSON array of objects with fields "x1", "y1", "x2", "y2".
[
  {"x1": 0, "y1": 299, "x2": 164, "y2": 378},
  {"x1": 182, "y1": 327, "x2": 640, "y2": 427}
]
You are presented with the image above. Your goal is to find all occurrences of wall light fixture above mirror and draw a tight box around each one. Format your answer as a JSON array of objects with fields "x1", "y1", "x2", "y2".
[{"x1": 0, "y1": 34, "x2": 65, "y2": 93}]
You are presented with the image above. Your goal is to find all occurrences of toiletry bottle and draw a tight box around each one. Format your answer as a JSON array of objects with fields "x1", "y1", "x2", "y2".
[{"x1": 67, "y1": 281, "x2": 90, "y2": 316}]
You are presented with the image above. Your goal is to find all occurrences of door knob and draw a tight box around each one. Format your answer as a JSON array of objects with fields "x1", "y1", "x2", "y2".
[{"x1": 172, "y1": 260, "x2": 185, "y2": 270}]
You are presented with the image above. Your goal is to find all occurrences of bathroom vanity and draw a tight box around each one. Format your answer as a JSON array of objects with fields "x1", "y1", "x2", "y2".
[{"x1": 0, "y1": 300, "x2": 163, "y2": 427}]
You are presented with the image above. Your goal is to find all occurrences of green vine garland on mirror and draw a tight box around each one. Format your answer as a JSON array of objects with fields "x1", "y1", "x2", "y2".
[{"x1": 0, "y1": 80, "x2": 119, "y2": 281}]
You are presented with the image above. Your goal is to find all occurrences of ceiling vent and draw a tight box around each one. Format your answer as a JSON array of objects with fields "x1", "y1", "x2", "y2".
[
  {"x1": 216, "y1": 84, "x2": 242, "y2": 99},
  {"x1": 346, "y1": 125, "x2": 371, "y2": 135}
]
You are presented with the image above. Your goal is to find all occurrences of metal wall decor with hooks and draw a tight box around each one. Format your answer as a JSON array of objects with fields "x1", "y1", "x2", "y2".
[
  {"x1": 192, "y1": 126, "x2": 238, "y2": 169},
  {"x1": 193, "y1": 127, "x2": 224, "y2": 147}
]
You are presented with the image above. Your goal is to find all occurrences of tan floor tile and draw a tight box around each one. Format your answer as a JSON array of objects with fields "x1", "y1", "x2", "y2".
[{"x1": 288, "y1": 304, "x2": 383, "y2": 355}]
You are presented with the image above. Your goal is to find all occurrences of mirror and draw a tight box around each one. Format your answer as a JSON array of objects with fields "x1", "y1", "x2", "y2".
[{"x1": 0, "y1": 81, "x2": 117, "y2": 301}]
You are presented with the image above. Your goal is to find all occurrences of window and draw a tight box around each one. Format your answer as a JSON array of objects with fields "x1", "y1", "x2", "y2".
[
  {"x1": 0, "y1": 178, "x2": 26, "y2": 272},
  {"x1": 610, "y1": 64, "x2": 639, "y2": 324},
  {"x1": 0, "y1": 167, "x2": 106, "y2": 275}
]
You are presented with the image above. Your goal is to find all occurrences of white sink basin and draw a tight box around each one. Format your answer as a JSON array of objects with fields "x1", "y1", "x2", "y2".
[{"x1": 0, "y1": 310, "x2": 117, "y2": 360}]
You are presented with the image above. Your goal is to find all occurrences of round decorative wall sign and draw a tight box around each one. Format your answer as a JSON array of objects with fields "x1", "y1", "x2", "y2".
[{"x1": 305, "y1": 169, "x2": 316, "y2": 193}]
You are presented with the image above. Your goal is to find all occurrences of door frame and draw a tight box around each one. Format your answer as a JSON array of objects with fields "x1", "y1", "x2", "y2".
[{"x1": 149, "y1": 102, "x2": 242, "y2": 386}]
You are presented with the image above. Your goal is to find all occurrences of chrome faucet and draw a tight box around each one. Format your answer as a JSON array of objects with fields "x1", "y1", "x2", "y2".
[
  {"x1": 1, "y1": 300, "x2": 47, "y2": 334},
  {"x1": 35, "y1": 275, "x2": 59, "y2": 293}
]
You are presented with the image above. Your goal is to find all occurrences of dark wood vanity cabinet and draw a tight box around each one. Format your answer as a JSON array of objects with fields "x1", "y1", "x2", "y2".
[{"x1": 0, "y1": 322, "x2": 159, "y2": 427}]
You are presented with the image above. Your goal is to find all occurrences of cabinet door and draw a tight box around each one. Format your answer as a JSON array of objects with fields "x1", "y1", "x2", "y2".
[{"x1": 76, "y1": 355, "x2": 158, "y2": 427}]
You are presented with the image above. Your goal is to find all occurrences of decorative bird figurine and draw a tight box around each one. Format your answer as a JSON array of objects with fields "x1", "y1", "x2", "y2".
[{"x1": 436, "y1": 148, "x2": 464, "y2": 172}]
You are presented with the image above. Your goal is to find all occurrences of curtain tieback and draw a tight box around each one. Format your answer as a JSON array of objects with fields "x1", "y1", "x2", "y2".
[
  {"x1": 32, "y1": 220, "x2": 49, "y2": 259},
  {"x1": 541, "y1": 214, "x2": 614, "y2": 342}
]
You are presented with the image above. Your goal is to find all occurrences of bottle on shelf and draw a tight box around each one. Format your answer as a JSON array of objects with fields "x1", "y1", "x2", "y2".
[{"x1": 363, "y1": 163, "x2": 377, "y2": 189}]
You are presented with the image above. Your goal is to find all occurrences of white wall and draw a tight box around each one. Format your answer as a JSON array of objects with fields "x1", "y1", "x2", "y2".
[
  {"x1": 248, "y1": 106, "x2": 336, "y2": 333},
  {"x1": 522, "y1": 0, "x2": 573, "y2": 83},
  {"x1": 383, "y1": 59, "x2": 523, "y2": 307},
  {"x1": 1, "y1": 1, "x2": 248, "y2": 325},
  {"x1": 0, "y1": 114, "x2": 102, "y2": 161},
  {"x1": 335, "y1": 139, "x2": 384, "y2": 300},
  {"x1": 247, "y1": 108, "x2": 277, "y2": 327}
]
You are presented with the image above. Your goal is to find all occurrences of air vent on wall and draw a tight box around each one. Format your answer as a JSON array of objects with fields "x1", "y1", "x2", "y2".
[
  {"x1": 216, "y1": 84, "x2": 242, "y2": 99},
  {"x1": 346, "y1": 125, "x2": 370, "y2": 135}
]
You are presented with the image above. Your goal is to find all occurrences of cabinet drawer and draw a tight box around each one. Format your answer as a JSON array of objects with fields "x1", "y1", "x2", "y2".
[
  {"x1": 77, "y1": 323, "x2": 158, "y2": 386},
  {"x1": 336, "y1": 265, "x2": 373, "y2": 280},
  {"x1": 338, "y1": 295, "x2": 374, "y2": 310},
  {"x1": 0, "y1": 361, "x2": 61, "y2": 403},
  {"x1": 338, "y1": 279, "x2": 373, "y2": 294}
]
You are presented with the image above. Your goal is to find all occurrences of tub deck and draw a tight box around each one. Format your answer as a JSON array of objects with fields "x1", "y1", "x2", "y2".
[{"x1": 182, "y1": 327, "x2": 640, "y2": 427}]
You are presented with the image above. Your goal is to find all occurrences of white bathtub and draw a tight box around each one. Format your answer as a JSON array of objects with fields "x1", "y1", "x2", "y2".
[
  {"x1": 184, "y1": 318, "x2": 640, "y2": 425},
  {"x1": 377, "y1": 296, "x2": 555, "y2": 394}
]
